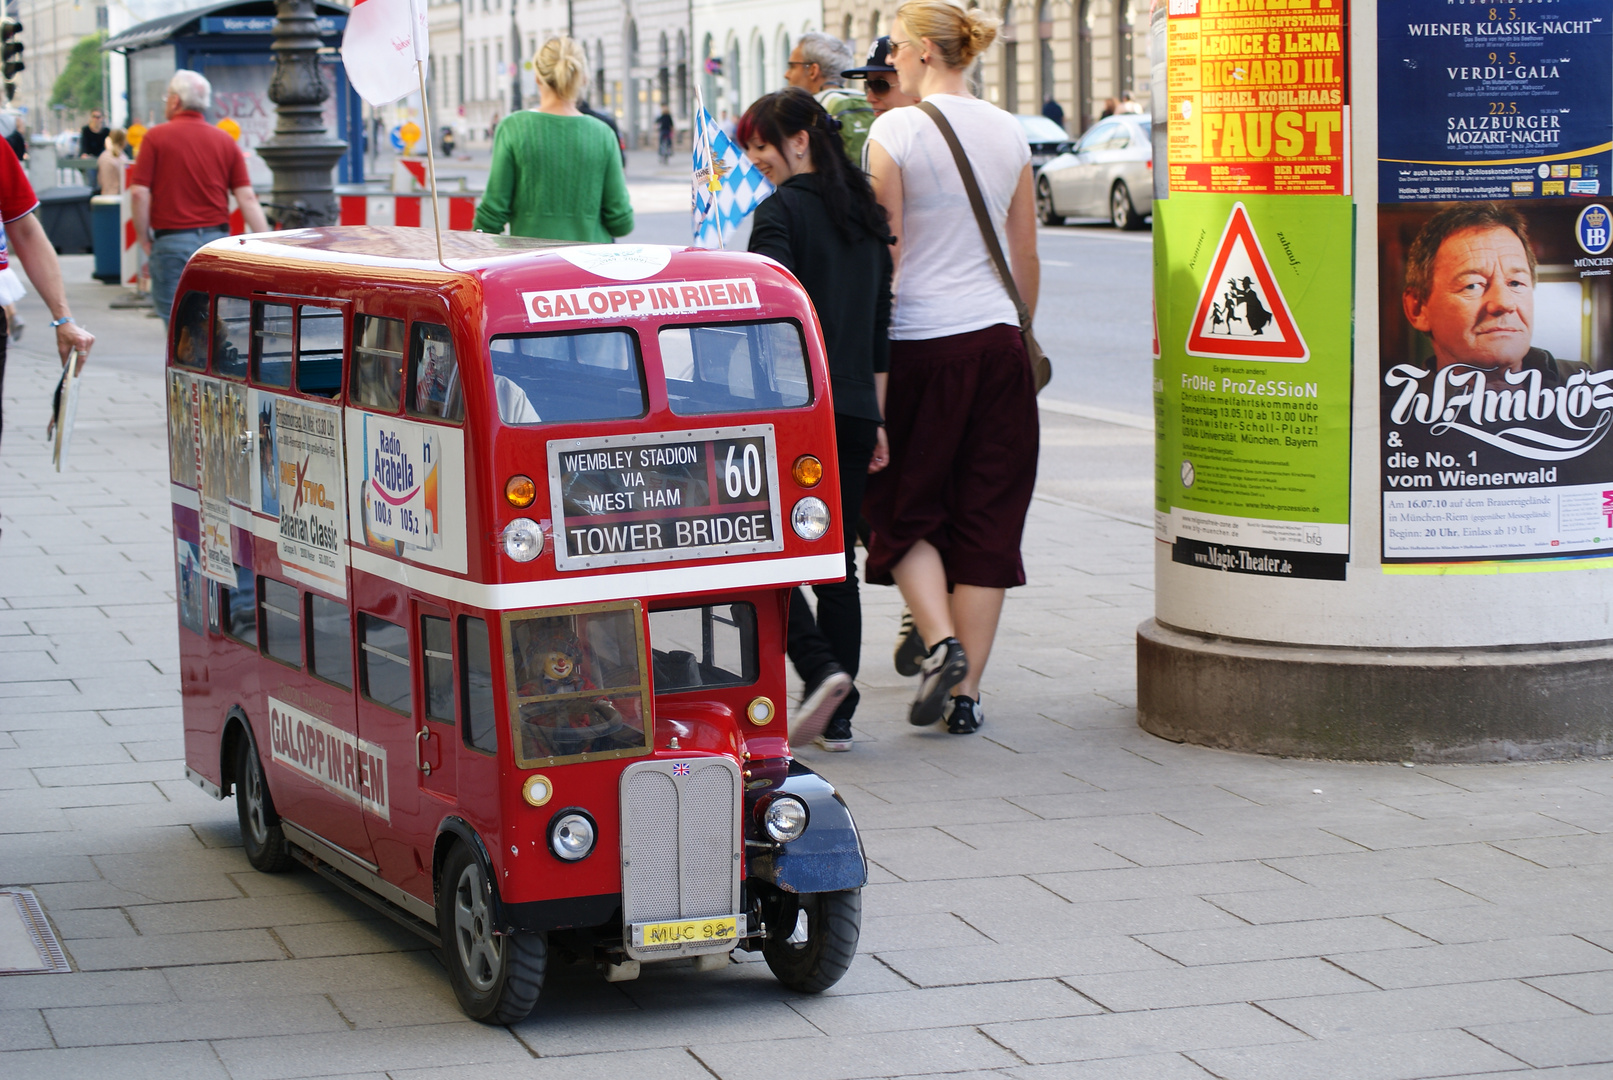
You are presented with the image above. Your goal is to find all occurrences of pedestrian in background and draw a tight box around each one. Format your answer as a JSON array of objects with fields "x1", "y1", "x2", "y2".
[
  {"x1": 740, "y1": 87, "x2": 893, "y2": 752},
  {"x1": 1041, "y1": 96, "x2": 1064, "y2": 128},
  {"x1": 863, "y1": 0, "x2": 1040, "y2": 736},
  {"x1": 79, "y1": 109, "x2": 109, "y2": 159},
  {"x1": 785, "y1": 31, "x2": 875, "y2": 164},
  {"x1": 0, "y1": 139, "x2": 94, "y2": 448},
  {"x1": 5, "y1": 117, "x2": 26, "y2": 163},
  {"x1": 129, "y1": 70, "x2": 269, "y2": 324},
  {"x1": 97, "y1": 128, "x2": 128, "y2": 196},
  {"x1": 474, "y1": 37, "x2": 633, "y2": 243}
]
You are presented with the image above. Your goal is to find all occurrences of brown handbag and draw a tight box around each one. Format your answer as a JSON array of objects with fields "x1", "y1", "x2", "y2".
[{"x1": 917, "y1": 100, "x2": 1052, "y2": 393}]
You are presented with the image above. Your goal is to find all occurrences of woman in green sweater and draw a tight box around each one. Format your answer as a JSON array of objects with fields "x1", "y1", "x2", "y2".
[{"x1": 473, "y1": 37, "x2": 634, "y2": 242}]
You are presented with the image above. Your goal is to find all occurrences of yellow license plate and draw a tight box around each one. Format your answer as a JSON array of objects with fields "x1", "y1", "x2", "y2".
[{"x1": 633, "y1": 915, "x2": 739, "y2": 947}]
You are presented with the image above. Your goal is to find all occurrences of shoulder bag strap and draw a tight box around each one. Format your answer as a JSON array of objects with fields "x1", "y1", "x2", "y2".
[{"x1": 916, "y1": 100, "x2": 1032, "y2": 330}]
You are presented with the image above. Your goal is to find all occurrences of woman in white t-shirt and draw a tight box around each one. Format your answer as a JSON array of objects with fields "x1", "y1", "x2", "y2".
[{"x1": 862, "y1": 0, "x2": 1040, "y2": 737}]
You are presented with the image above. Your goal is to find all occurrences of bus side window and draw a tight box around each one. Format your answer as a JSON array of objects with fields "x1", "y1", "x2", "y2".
[
  {"x1": 214, "y1": 297, "x2": 250, "y2": 379},
  {"x1": 352, "y1": 315, "x2": 405, "y2": 411},
  {"x1": 297, "y1": 306, "x2": 345, "y2": 399},
  {"x1": 360, "y1": 614, "x2": 413, "y2": 715},
  {"x1": 421, "y1": 616, "x2": 454, "y2": 723},
  {"x1": 461, "y1": 616, "x2": 497, "y2": 753},
  {"x1": 173, "y1": 292, "x2": 209, "y2": 370},
  {"x1": 221, "y1": 564, "x2": 258, "y2": 647},
  {"x1": 409, "y1": 322, "x2": 464, "y2": 422},
  {"x1": 260, "y1": 577, "x2": 302, "y2": 666},
  {"x1": 309, "y1": 593, "x2": 354, "y2": 690},
  {"x1": 253, "y1": 302, "x2": 294, "y2": 388}
]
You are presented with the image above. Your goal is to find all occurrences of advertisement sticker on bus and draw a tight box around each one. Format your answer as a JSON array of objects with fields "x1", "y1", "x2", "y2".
[
  {"x1": 547, "y1": 425, "x2": 784, "y2": 570},
  {"x1": 361, "y1": 413, "x2": 440, "y2": 552},
  {"x1": 194, "y1": 378, "x2": 236, "y2": 587},
  {"x1": 523, "y1": 277, "x2": 762, "y2": 324},
  {"x1": 268, "y1": 396, "x2": 349, "y2": 597},
  {"x1": 268, "y1": 696, "x2": 389, "y2": 821}
]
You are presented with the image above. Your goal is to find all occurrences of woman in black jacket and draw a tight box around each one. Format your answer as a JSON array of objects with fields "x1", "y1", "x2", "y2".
[{"x1": 739, "y1": 87, "x2": 893, "y2": 751}]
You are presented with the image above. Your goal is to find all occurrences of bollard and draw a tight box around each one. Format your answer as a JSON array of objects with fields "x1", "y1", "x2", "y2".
[{"x1": 1140, "y1": 1, "x2": 1613, "y2": 762}]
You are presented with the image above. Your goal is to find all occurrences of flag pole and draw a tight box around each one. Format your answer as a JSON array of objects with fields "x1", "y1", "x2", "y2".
[
  {"x1": 416, "y1": 60, "x2": 444, "y2": 264},
  {"x1": 409, "y1": 0, "x2": 444, "y2": 264}
]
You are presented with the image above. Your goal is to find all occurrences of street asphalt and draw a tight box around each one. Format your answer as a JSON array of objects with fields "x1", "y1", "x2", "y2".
[{"x1": 0, "y1": 189, "x2": 1610, "y2": 1078}]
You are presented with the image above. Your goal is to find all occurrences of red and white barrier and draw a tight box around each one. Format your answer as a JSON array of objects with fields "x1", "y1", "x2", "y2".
[{"x1": 338, "y1": 193, "x2": 478, "y2": 230}]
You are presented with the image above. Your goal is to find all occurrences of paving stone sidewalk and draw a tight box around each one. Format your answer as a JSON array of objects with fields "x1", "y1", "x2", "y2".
[{"x1": 1, "y1": 260, "x2": 1612, "y2": 1079}]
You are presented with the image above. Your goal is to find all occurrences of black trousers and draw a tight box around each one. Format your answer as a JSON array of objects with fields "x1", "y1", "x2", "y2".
[
  {"x1": 0, "y1": 309, "x2": 9, "y2": 450},
  {"x1": 786, "y1": 415, "x2": 879, "y2": 722}
]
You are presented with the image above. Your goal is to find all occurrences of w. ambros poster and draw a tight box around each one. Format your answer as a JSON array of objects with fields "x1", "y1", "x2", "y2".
[{"x1": 1378, "y1": 1, "x2": 1613, "y2": 571}]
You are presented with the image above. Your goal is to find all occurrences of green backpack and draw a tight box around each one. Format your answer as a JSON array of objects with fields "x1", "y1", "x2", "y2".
[{"x1": 818, "y1": 88, "x2": 876, "y2": 166}]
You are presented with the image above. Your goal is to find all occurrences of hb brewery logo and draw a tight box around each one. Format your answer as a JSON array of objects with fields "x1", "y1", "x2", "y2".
[{"x1": 1578, "y1": 204, "x2": 1612, "y2": 256}]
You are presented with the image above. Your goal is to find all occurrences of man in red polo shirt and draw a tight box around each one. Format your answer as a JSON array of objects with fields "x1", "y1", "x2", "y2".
[
  {"x1": 129, "y1": 70, "x2": 269, "y2": 324},
  {"x1": 0, "y1": 138, "x2": 95, "y2": 448}
]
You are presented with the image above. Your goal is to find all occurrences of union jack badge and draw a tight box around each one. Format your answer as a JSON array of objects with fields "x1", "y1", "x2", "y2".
[{"x1": 672, "y1": 762, "x2": 690, "y2": 777}]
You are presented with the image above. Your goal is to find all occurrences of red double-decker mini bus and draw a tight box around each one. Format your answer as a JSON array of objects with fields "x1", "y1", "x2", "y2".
[{"x1": 170, "y1": 227, "x2": 865, "y2": 1022}]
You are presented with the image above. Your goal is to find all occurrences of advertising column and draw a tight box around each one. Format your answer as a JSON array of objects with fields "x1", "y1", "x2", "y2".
[
  {"x1": 1377, "y1": 2, "x2": 1613, "y2": 571},
  {"x1": 1156, "y1": 0, "x2": 1354, "y2": 579}
]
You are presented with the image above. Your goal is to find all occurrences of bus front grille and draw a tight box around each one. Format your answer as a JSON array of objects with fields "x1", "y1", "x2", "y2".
[{"x1": 619, "y1": 756, "x2": 742, "y2": 959}]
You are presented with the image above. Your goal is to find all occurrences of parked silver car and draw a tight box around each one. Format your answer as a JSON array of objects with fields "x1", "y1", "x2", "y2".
[{"x1": 1036, "y1": 114, "x2": 1153, "y2": 230}]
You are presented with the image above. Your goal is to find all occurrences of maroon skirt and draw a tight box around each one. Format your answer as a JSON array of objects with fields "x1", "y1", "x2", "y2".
[{"x1": 863, "y1": 323, "x2": 1040, "y2": 589}]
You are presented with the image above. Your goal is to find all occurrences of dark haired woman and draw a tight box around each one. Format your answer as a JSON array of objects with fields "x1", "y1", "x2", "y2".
[{"x1": 739, "y1": 86, "x2": 893, "y2": 752}]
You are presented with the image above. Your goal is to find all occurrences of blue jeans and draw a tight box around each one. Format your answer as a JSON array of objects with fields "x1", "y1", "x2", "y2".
[{"x1": 149, "y1": 227, "x2": 227, "y2": 322}]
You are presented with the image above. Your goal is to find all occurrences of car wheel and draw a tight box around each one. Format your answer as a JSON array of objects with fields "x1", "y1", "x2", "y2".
[
  {"x1": 762, "y1": 888, "x2": 861, "y2": 993},
  {"x1": 236, "y1": 736, "x2": 294, "y2": 873},
  {"x1": 438, "y1": 842, "x2": 546, "y2": 1023},
  {"x1": 1036, "y1": 175, "x2": 1065, "y2": 226},
  {"x1": 1111, "y1": 181, "x2": 1143, "y2": 230}
]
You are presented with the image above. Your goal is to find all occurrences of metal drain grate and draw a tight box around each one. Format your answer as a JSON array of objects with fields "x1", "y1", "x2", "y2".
[{"x1": 0, "y1": 890, "x2": 70, "y2": 975}]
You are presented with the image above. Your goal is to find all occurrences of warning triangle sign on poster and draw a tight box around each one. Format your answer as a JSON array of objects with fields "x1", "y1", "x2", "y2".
[{"x1": 1185, "y1": 202, "x2": 1308, "y2": 363}]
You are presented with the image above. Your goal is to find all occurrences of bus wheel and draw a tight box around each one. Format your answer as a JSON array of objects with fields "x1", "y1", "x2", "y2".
[
  {"x1": 235, "y1": 739, "x2": 293, "y2": 873},
  {"x1": 762, "y1": 888, "x2": 862, "y2": 993},
  {"x1": 438, "y1": 843, "x2": 546, "y2": 1023}
]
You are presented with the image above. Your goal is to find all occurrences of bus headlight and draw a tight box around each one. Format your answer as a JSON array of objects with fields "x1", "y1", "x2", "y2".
[
  {"x1": 548, "y1": 809, "x2": 596, "y2": 861},
  {"x1": 791, "y1": 497, "x2": 830, "y2": 541},
  {"x1": 760, "y1": 795, "x2": 808, "y2": 843},
  {"x1": 503, "y1": 517, "x2": 544, "y2": 562}
]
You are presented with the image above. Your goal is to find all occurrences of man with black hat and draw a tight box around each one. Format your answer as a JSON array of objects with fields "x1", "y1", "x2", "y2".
[{"x1": 841, "y1": 37, "x2": 921, "y2": 168}]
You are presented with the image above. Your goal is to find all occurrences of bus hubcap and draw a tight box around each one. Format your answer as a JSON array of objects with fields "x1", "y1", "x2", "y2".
[{"x1": 454, "y1": 863, "x2": 501, "y2": 992}]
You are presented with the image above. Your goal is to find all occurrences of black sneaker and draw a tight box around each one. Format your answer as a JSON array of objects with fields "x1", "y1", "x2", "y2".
[
  {"x1": 894, "y1": 608, "x2": 926, "y2": 677},
  {"x1": 790, "y1": 665, "x2": 852, "y2": 746},
  {"x1": 945, "y1": 695, "x2": 983, "y2": 734},
  {"x1": 815, "y1": 714, "x2": 853, "y2": 752},
  {"x1": 909, "y1": 638, "x2": 968, "y2": 727}
]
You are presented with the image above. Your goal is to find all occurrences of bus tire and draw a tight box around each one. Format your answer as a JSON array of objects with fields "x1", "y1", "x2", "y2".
[
  {"x1": 438, "y1": 842, "x2": 546, "y2": 1023},
  {"x1": 762, "y1": 888, "x2": 861, "y2": 993},
  {"x1": 235, "y1": 738, "x2": 294, "y2": 873}
]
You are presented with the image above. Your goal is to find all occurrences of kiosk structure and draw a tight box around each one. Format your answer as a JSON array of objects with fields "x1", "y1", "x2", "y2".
[{"x1": 1141, "y1": 1, "x2": 1613, "y2": 761}]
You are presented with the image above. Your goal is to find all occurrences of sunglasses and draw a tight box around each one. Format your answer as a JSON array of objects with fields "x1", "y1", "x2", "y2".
[{"x1": 867, "y1": 78, "x2": 892, "y2": 94}]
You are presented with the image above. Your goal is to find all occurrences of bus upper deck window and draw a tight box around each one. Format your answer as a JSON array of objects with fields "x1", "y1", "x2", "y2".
[
  {"x1": 213, "y1": 297, "x2": 249, "y2": 379},
  {"x1": 488, "y1": 329, "x2": 645, "y2": 425},
  {"x1": 659, "y1": 321, "x2": 812, "y2": 416},
  {"x1": 352, "y1": 315, "x2": 405, "y2": 411},
  {"x1": 410, "y1": 323, "x2": 464, "y2": 422},
  {"x1": 297, "y1": 307, "x2": 345, "y2": 398},
  {"x1": 253, "y1": 303, "x2": 293, "y2": 388},
  {"x1": 172, "y1": 292, "x2": 209, "y2": 370}
]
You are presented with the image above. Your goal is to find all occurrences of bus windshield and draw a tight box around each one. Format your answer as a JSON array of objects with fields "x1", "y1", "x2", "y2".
[{"x1": 504, "y1": 603, "x2": 651, "y2": 767}]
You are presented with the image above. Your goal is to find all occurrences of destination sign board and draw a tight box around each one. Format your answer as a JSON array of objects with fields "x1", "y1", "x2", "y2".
[{"x1": 547, "y1": 425, "x2": 784, "y2": 571}]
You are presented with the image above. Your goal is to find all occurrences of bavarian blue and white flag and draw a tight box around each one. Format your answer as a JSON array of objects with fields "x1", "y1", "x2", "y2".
[{"x1": 692, "y1": 92, "x2": 772, "y2": 249}]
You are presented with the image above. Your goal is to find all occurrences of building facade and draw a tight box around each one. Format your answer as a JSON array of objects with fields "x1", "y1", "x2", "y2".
[
  {"x1": 823, "y1": 0, "x2": 1149, "y2": 134},
  {"x1": 573, "y1": 0, "x2": 689, "y2": 148},
  {"x1": 690, "y1": 0, "x2": 818, "y2": 124}
]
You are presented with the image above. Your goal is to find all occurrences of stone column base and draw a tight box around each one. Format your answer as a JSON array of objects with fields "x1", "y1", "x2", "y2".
[{"x1": 1136, "y1": 619, "x2": 1613, "y2": 762}]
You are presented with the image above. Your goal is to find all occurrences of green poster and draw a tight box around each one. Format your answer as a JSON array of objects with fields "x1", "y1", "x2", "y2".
[{"x1": 1154, "y1": 193, "x2": 1354, "y2": 580}]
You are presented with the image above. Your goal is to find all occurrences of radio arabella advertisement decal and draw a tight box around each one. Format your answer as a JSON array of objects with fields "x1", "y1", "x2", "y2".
[{"x1": 1380, "y1": 200, "x2": 1613, "y2": 567}]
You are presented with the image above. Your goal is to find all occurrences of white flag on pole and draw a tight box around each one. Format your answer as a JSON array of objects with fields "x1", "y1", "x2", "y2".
[{"x1": 341, "y1": 0, "x2": 430, "y2": 107}]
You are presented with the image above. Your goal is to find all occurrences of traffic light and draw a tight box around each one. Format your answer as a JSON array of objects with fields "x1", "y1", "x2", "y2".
[{"x1": 1, "y1": 19, "x2": 23, "y2": 104}]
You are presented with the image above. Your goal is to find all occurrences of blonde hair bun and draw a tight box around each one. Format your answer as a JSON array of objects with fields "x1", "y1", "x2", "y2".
[
  {"x1": 535, "y1": 36, "x2": 589, "y2": 103},
  {"x1": 896, "y1": 0, "x2": 1000, "y2": 69}
]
